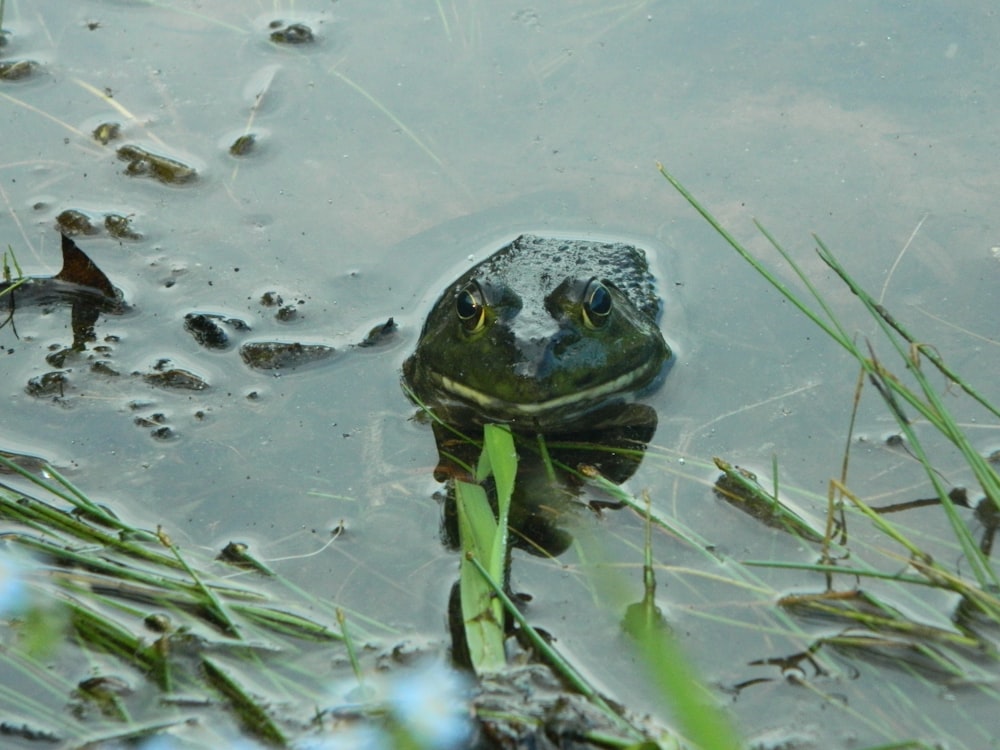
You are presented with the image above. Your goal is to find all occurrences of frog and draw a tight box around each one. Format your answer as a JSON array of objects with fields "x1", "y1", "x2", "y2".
[{"x1": 402, "y1": 234, "x2": 672, "y2": 433}]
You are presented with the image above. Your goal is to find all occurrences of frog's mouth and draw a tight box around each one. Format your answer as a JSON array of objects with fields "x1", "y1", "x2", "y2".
[{"x1": 430, "y1": 357, "x2": 665, "y2": 422}]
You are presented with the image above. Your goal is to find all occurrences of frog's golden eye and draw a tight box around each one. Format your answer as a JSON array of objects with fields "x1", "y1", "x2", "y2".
[
  {"x1": 582, "y1": 278, "x2": 612, "y2": 328},
  {"x1": 456, "y1": 282, "x2": 487, "y2": 333}
]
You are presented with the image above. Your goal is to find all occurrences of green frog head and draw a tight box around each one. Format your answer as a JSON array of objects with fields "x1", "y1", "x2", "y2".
[{"x1": 403, "y1": 234, "x2": 672, "y2": 432}]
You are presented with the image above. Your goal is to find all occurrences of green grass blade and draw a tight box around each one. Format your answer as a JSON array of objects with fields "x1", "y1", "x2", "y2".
[
  {"x1": 482, "y1": 423, "x2": 515, "y2": 599},
  {"x1": 657, "y1": 163, "x2": 848, "y2": 348},
  {"x1": 455, "y1": 479, "x2": 505, "y2": 673},
  {"x1": 658, "y1": 164, "x2": 1000, "y2": 594}
]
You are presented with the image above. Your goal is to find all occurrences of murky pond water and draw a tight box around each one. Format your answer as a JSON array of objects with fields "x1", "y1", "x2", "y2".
[{"x1": 2, "y1": 1, "x2": 998, "y2": 748}]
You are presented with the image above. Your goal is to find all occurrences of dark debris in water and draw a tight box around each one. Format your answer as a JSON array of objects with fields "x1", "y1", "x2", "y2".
[
  {"x1": 129, "y1": 403, "x2": 181, "y2": 440},
  {"x1": 184, "y1": 313, "x2": 251, "y2": 351},
  {"x1": 56, "y1": 209, "x2": 101, "y2": 236},
  {"x1": 239, "y1": 341, "x2": 335, "y2": 371},
  {"x1": 90, "y1": 360, "x2": 120, "y2": 377},
  {"x1": 133, "y1": 412, "x2": 167, "y2": 429},
  {"x1": 269, "y1": 21, "x2": 315, "y2": 45},
  {"x1": 25, "y1": 370, "x2": 70, "y2": 398},
  {"x1": 56, "y1": 208, "x2": 141, "y2": 240},
  {"x1": 92, "y1": 122, "x2": 121, "y2": 145},
  {"x1": 0, "y1": 60, "x2": 39, "y2": 81},
  {"x1": 104, "y1": 214, "x2": 141, "y2": 240},
  {"x1": 217, "y1": 541, "x2": 275, "y2": 576},
  {"x1": 141, "y1": 359, "x2": 209, "y2": 391},
  {"x1": 229, "y1": 133, "x2": 257, "y2": 157},
  {"x1": 258, "y1": 290, "x2": 305, "y2": 322},
  {"x1": 134, "y1": 412, "x2": 176, "y2": 440},
  {"x1": 0, "y1": 449, "x2": 50, "y2": 476},
  {"x1": 474, "y1": 664, "x2": 657, "y2": 750},
  {"x1": 275, "y1": 304, "x2": 298, "y2": 322},
  {"x1": 45, "y1": 347, "x2": 74, "y2": 369},
  {"x1": 713, "y1": 458, "x2": 823, "y2": 542},
  {"x1": 0, "y1": 721, "x2": 60, "y2": 744},
  {"x1": 357, "y1": 317, "x2": 397, "y2": 349},
  {"x1": 116, "y1": 144, "x2": 197, "y2": 185}
]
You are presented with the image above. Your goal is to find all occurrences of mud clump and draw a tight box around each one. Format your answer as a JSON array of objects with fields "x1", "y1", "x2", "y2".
[
  {"x1": 229, "y1": 134, "x2": 257, "y2": 157},
  {"x1": 56, "y1": 209, "x2": 101, "y2": 236},
  {"x1": 269, "y1": 22, "x2": 314, "y2": 45},
  {"x1": 93, "y1": 122, "x2": 121, "y2": 145},
  {"x1": 26, "y1": 371, "x2": 70, "y2": 398},
  {"x1": 184, "y1": 313, "x2": 250, "y2": 351},
  {"x1": 141, "y1": 360, "x2": 209, "y2": 391},
  {"x1": 117, "y1": 144, "x2": 197, "y2": 185},
  {"x1": 0, "y1": 60, "x2": 39, "y2": 80},
  {"x1": 239, "y1": 341, "x2": 335, "y2": 371}
]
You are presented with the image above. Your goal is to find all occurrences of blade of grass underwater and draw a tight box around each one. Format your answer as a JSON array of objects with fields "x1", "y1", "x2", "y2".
[
  {"x1": 433, "y1": 0, "x2": 451, "y2": 41},
  {"x1": 0, "y1": 90, "x2": 88, "y2": 140},
  {"x1": 336, "y1": 608, "x2": 365, "y2": 692},
  {"x1": 816, "y1": 235, "x2": 1000, "y2": 423},
  {"x1": 0, "y1": 658, "x2": 79, "y2": 739},
  {"x1": 2, "y1": 245, "x2": 21, "y2": 286},
  {"x1": 77, "y1": 720, "x2": 198, "y2": 748},
  {"x1": 201, "y1": 656, "x2": 286, "y2": 746},
  {"x1": 328, "y1": 69, "x2": 444, "y2": 170}
]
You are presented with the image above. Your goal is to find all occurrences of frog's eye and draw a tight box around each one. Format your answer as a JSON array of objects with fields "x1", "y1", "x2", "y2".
[
  {"x1": 582, "y1": 278, "x2": 612, "y2": 328},
  {"x1": 456, "y1": 282, "x2": 487, "y2": 333}
]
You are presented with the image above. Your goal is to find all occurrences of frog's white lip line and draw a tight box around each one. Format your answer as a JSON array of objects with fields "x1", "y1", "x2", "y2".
[{"x1": 430, "y1": 363, "x2": 657, "y2": 418}]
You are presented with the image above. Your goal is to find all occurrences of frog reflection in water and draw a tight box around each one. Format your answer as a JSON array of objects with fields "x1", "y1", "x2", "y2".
[{"x1": 403, "y1": 234, "x2": 673, "y2": 554}]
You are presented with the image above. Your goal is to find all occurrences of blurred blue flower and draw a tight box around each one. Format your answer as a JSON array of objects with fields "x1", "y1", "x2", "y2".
[
  {"x1": 388, "y1": 662, "x2": 472, "y2": 750},
  {"x1": 136, "y1": 732, "x2": 269, "y2": 750},
  {"x1": 323, "y1": 676, "x2": 378, "y2": 708},
  {"x1": 0, "y1": 548, "x2": 29, "y2": 616},
  {"x1": 136, "y1": 736, "x2": 181, "y2": 750},
  {"x1": 296, "y1": 725, "x2": 390, "y2": 750}
]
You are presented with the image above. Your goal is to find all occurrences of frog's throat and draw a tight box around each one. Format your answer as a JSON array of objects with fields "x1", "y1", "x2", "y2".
[{"x1": 432, "y1": 363, "x2": 659, "y2": 418}]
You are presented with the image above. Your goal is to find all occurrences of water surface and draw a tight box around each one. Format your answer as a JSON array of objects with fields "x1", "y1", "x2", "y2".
[{"x1": 1, "y1": 2, "x2": 998, "y2": 747}]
